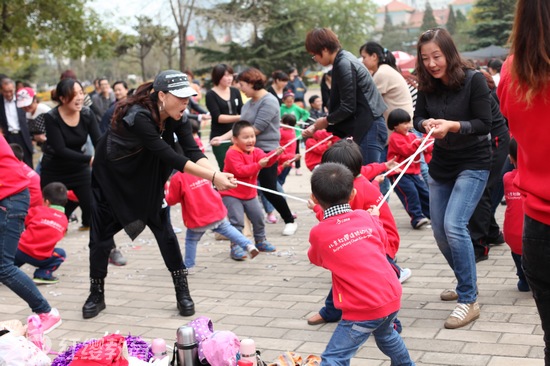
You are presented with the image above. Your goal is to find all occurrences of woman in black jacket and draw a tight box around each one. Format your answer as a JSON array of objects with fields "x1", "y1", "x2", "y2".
[
  {"x1": 82, "y1": 71, "x2": 236, "y2": 319},
  {"x1": 303, "y1": 28, "x2": 387, "y2": 165}
]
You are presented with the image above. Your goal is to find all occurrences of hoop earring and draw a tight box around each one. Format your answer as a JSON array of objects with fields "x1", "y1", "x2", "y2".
[{"x1": 159, "y1": 101, "x2": 165, "y2": 112}]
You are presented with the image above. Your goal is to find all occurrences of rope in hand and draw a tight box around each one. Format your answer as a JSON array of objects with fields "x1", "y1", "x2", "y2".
[
  {"x1": 376, "y1": 128, "x2": 435, "y2": 210},
  {"x1": 285, "y1": 134, "x2": 334, "y2": 164},
  {"x1": 235, "y1": 180, "x2": 309, "y2": 203},
  {"x1": 382, "y1": 140, "x2": 434, "y2": 177}
]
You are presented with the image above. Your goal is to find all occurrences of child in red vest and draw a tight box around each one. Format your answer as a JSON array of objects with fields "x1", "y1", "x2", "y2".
[
  {"x1": 503, "y1": 138, "x2": 529, "y2": 292},
  {"x1": 221, "y1": 121, "x2": 283, "y2": 252},
  {"x1": 15, "y1": 182, "x2": 68, "y2": 284},
  {"x1": 308, "y1": 162, "x2": 414, "y2": 365}
]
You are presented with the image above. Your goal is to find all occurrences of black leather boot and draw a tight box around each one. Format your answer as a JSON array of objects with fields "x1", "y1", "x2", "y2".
[
  {"x1": 172, "y1": 269, "x2": 195, "y2": 316},
  {"x1": 82, "y1": 278, "x2": 106, "y2": 319}
]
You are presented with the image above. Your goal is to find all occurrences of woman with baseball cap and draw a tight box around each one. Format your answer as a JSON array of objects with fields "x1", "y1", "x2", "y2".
[{"x1": 82, "y1": 70, "x2": 236, "y2": 319}]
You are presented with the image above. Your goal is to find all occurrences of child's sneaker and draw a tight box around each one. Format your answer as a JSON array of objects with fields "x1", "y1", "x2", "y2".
[
  {"x1": 109, "y1": 248, "x2": 127, "y2": 266},
  {"x1": 517, "y1": 278, "x2": 530, "y2": 292},
  {"x1": 230, "y1": 243, "x2": 247, "y2": 261},
  {"x1": 33, "y1": 276, "x2": 59, "y2": 285},
  {"x1": 255, "y1": 240, "x2": 276, "y2": 252},
  {"x1": 38, "y1": 308, "x2": 62, "y2": 334},
  {"x1": 246, "y1": 244, "x2": 260, "y2": 259},
  {"x1": 282, "y1": 222, "x2": 298, "y2": 236},
  {"x1": 399, "y1": 268, "x2": 412, "y2": 283},
  {"x1": 265, "y1": 213, "x2": 278, "y2": 224}
]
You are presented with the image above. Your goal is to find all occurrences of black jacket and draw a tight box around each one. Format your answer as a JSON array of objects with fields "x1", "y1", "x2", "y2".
[
  {"x1": 328, "y1": 50, "x2": 387, "y2": 143},
  {"x1": 0, "y1": 97, "x2": 33, "y2": 166}
]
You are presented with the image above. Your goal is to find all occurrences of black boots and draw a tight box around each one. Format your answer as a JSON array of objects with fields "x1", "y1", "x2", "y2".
[
  {"x1": 82, "y1": 278, "x2": 106, "y2": 319},
  {"x1": 172, "y1": 269, "x2": 195, "y2": 316}
]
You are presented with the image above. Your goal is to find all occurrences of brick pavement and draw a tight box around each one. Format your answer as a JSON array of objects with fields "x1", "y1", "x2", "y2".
[{"x1": 0, "y1": 155, "x2": 545, "y2": 365}]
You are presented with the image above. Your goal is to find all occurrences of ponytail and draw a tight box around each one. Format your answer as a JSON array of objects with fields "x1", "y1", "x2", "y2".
[{"x1": 111, "y1": 82, "x2": 161, "y2": 130}]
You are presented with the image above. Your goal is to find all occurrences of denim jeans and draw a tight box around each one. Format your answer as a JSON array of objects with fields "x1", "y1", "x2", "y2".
[
  {"x1": 390, "y1": 174, "x2": 430, "y2": 228},
  {"x1": 184, "y1": 220, "x2": 252, "y2": 268},
  {"x1": 359, "y1": 116, "x2": 387, "y2": 165},
  {"x1": 379, "y1": 146, "x2": 391, "y2": 199},
  {"x1": 428, "y1": 170, "x2": 489, "y2": 304},
  {"x1": 15, "y1": 247, "x2": 66, "y2": 279},
  {"x1": 522, "y1": 215, "x2": 550, "y2": 364},
  {"x1": 321, "y1": 311, "x2": 415, "y2": 366},
  {"x1": 0, "y1": 189, "x2": 51, "y2": 313}
]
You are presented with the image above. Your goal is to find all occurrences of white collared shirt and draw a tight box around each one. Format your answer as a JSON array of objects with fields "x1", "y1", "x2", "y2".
[{"x1": 4, "y1": 97, "x2": 20, "y2": 132}]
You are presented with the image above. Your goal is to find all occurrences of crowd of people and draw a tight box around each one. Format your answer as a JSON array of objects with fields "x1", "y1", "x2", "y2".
[{"x1": 1, "y1": 0, "x2": 549, "y2": 363}]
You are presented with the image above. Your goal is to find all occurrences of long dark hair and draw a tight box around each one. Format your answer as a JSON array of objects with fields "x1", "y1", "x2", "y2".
[
  {"x1": 111, "y1": 82, "x2": 160, "y2": 130},
  {"x1": 359, "y1": 42, "x2": 398, "y2": 70},
  {"x1": 416, "y1": 28, "x2": 472, "y2": 92}
]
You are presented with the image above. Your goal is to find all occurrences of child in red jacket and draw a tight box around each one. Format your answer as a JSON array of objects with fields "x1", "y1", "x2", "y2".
[
  {"x1": 221, "y1": 121, "x2": 283, "y2": 252},
  {"x1": 304, "y1": 129, "x2": 339, "y2": 172},
  {"x1": 387, "y1": 108, "x2": 430, "y2": 229},
  {"x1": 308, "y1": 163, "x2": 414, "y2": 365},
  {"x1": 503, "y1": 138, "x2": 529, "y2": 292},
  {"x1": 165, "y1": 169, "x2": 259, "y2": 266},
  {"x1": 15, "y1": 182, "x2": 68, "y2": 284},
  {"x1": 9, "y1": 143, "x2": 42, "y2": 208}
]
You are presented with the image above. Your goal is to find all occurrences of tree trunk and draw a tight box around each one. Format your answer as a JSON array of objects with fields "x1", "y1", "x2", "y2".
[{"x1": 178, "y1": 25, "x2": 187, "y2": 71}]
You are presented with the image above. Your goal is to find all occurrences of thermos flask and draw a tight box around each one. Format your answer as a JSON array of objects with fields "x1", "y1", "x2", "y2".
[{"x1": 176, "y1": 326, "x2": 198, "y2": 366}]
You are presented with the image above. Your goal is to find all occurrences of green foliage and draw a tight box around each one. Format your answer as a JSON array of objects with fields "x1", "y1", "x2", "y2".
[
  {"x1": 420, "y1": 2, "x2": 438, "y2": 33},
  {"x1": 469, "y1": 0, "x2": 515, "y2": 49},
  {"x1": 0, "y1": 0, "x2": 111, "y2": 59},
  {"x1": 446, "y1": 5, "x2": 457, "y2": 35}
]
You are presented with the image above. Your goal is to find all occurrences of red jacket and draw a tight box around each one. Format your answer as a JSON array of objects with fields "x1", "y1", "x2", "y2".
[
  {"x1": 165, "y1": 171, "x2": 227, "y2": 229},
  {"x1": 387, "y1": 131, "x2": 422, "y2": 176},
  {"x1": 18, "y1": 205, "x2": 68, "y2": 260},
  {"x1": 498, "y1": 56, "x2": 550, "y2": 226},
  {"x1": 20, "y1": 162, "x2": 42, "y2": 208},
  {"x1": 308, "y1": 210, "x2": 402, "y2": 321},
  {"x1": 360, "y1": 163, "x2": 387, "y2": 181},
  {"x1": 221, "y1": 145, "x2": 279, "y2": 200},
  {"x1": 277, "y1": 127, "x2": 297, "y2": 175},
  {"x1": 313, "y1": 175, "x2": 401, "y2": 259},
  {"x1": 503, "y1": 169, "x2": 523, "y2": 255},
  {"x1": 0, "y1": 135, "x2": 29, "y2": 200},
  {"x1": 304, "y1": 130, "x2": 340, "y2": 171}
]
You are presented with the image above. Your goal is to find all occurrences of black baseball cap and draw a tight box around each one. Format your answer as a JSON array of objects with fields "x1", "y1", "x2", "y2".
[{"x1": 153, "y1": 70, "x2": 198, "y2": 98}]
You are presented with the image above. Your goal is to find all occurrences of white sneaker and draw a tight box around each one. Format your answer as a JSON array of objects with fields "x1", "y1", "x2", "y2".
[
  {"x1": 399, "y1": 268, "x2": 412, "y2": 283},
  {"x1": 246, "y1": 244, "x2": 260, "y2": 259},
  {"x1": 282, "y1": 222, "x2": 298, "y2": 236}
]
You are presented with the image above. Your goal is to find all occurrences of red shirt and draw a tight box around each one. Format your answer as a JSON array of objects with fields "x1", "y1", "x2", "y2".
[
  {"x1": 194, "y1": 135, "x2": 205, "y2": 153},
  {"x1": 277, "y1": 127, "x2": 297, "y2": 175},
  {"x1": 20, "y1": 162, "x2": 42, "y2": 208},
  {"x1": 0, "y1": 135, "x2": 29, "y2": 200},
  {"x1": 165, "y1": 171, "x2": 227, "y2": 229},
  {"x1": 503, "y1": 169, "x2": 523, "y2": 255},
  {"x1": 387, "y1": 131, "x2": 422, "y2": 176},
  {"x1": 498, "y1": 56, "x2": 550, "y2": 226},
  {"x1": 304, "y1": 130, "x2": 340, "y2": 171},
  {"x1": 18, "y1": 205, "x2": 68, "y2": 260},
  {"x1": 308, "y1": 210, "x2": 402, "y2": 321},
  {"x1": 313, "y1": 175, "x2": 401, "y2": 259},
  {"x1": 360, "y1": 163, "x2": 387, "y2": 181},
  {"x1": 221, "y1": 145, "x2": 279, "y2": 200}
]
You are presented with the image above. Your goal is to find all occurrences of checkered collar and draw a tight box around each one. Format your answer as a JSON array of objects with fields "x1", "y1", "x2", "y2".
[{"x1": 323, "y1": 203, "x2": 352, "y2": 220}]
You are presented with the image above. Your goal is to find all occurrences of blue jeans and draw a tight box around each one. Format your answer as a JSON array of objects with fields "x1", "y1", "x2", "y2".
[
  {"x1": 390, "y1": 174, "x2": 430, "y2": 228},
  {"x1": 428, "y1": 170, "x2": 489, "y2": 303},
  {"x1": 359, "y1": 116, "x2": 387, "y2": 165},
  {"x1": 184, "y1": 220, "x2": 252, "y2": 268},
  {"x1": 379, "y1": 146, "x2": 391, "y2": 199},
  {"x1": 15, "y1": 248, "x2": 66, "y2": 279},
  {"x1": 321, "y1": 311, "x2": 415, "y2": 366},
  {"x1": 522, "y1": 215, "x2": 550, "y2": 364},
  {"x1": 0, "y1": 189, "x2": 51, "y2": 313}
]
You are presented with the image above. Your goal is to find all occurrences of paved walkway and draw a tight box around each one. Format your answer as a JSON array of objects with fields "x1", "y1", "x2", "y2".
[{"x1": 0, "y1": 153, "x2": 545, "y2": 365}]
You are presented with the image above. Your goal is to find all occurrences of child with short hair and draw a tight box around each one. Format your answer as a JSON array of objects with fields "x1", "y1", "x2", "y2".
[
  {"x1": 304, "y1": 130, "x2": 339, "y2": 172},
  {"x1": 308, "y1": 95, "x2": 326, "y2": 121},
  {"x1": 387, "y1": 108, "x2": 431, "y2": 229},
  {"x1": 10, "y1": 143, "x2": 42, "y2": 208},
  {"x1": 503, "y1": 138, "x2": 529, "y2": 292},
  {"x1": 281, "y1": 91, "x2": 309, "y2": 175},
  {"x1": 308, "y1": 162, "x2": 415, "y2": 366},
  {"x1": 221, "y1": 121, "x2": 283, "y2": 252},
  {"x1": 15, "y1": 182, "x2": 68, "y2": 284},
  {"x1": 165, "y1": 170, "x2": 259, "y2": 266},
  {"x1": 307, "y1": 139, "x2": 410, "y2": 328}
]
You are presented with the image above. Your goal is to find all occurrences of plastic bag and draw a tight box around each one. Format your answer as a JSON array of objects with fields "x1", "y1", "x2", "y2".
[{"x1": 0, "y1": 331, "x2": 51, "y2": 366}]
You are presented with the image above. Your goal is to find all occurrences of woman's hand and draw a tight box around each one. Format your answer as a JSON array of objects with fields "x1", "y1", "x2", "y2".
[
  {"x1": 210, "y1": 137, "x2": 223, "y2": 146},
  {"x1": 302, "y1": 117, "x2": 329, "y2": 138},
  {"x1": 213, "y1": 172, "x2": 237, "y2": 191},
  {"x1": 422, "y1": 119, "x2": 459, "y2": 139}
]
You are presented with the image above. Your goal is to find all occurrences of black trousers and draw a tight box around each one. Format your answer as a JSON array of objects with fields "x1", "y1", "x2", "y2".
[
  {"x1": 522, "y1": 215, "x2": 550, "y2": 365},
  {"x1": 88, "y1": 188, "x2": 184, "y2": 279},
  {"x1": 258, "y1": 163, "x2": 294, "y2": 224}
]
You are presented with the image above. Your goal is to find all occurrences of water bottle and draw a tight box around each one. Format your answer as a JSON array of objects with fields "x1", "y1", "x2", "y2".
[
  {"x1": 151, "y1": 338, "x2": 168, "y2": 361},
  {"x1": 176, "y1": 326, "x2": 198, "y2": 366},
  {"x1": 239, "y1": 338, "x2": 257, "y2": 366}
]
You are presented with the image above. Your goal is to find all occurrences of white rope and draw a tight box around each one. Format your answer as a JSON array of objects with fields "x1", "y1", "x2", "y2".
[
  {"x1": 235, "y1": 180, "x2": 309, "y2": 203},
  {"x1": 382, "y1": 140, "x2": 434, "y2": 177},
  {"x1": 376, "y1": 128, "x2": 435, "y2": 210},
  {"x1": 285, "y1": 133, "x2": 334, "y2": 164},
  {"x1": 265, "y1": 136, "x2": 300, "y2": 160},
  {"x1": 280, "y1": 124, "x2": 304, "y2": 132}
]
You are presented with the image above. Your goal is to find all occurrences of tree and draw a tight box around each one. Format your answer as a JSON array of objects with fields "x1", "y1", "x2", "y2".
[
  {"x1": 446, "y1": 5, "x2": 457, "y2": 35},
  {"x1": 169, "y1": 0, "x2": 197, "y2": 71},
  {"x1": 0, "y1": 0, "x2": 110, "y2": 59},
  {"x1": 158, "y1": 27, "x2": 179, "y2": 70},
  {"x1": 379, "y1": 6, "x2": 409, "y2": 52},
  {"x1": 420, "y1": 2, "x2": 438, "y2": 34},
  {"x1": 131, "y1": 16, "x2": 162, "y2": 80},
  {"x1": 469, "y1": 0, "x2": 515, "y2": 49}
]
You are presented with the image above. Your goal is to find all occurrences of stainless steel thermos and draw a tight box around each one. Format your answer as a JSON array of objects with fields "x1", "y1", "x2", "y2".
[{"x1": 175, "y1": 326, "x2": 199, "y2": 366}]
